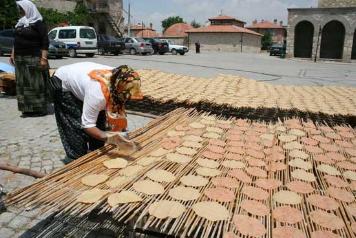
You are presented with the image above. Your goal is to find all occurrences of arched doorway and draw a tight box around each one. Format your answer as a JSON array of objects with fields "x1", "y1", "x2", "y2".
[
  {"x1": 294, "y1": 21, "x2": 314, "y2": 58},
  {"x1": 320, "y1": 20, "x2": 345, "y2": 59},
  {"x1": 352, "y1": 30, "x2": 356, "y2": 60}
]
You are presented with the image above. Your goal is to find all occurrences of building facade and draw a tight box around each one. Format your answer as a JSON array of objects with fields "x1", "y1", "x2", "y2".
[
  {"x1": 287, "y1": 0, "x2": 356, "y2": 62},
  {"x1": 247, "y1": 20, "x2": 287, "y2": 45}
]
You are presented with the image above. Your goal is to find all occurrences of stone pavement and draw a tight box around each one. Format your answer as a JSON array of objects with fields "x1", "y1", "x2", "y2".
[{"x1": 0, "y1": 95, "x2": 151, "y2": 237}]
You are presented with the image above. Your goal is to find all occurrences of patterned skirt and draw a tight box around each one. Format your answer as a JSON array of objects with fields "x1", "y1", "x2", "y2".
[{"x1": 14, "y1": 55, "x2": 50, "y2": 114}]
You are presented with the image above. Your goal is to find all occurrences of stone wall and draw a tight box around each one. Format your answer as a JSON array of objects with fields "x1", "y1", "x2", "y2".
[
  {"x1": 318, "y1": 0, "x2": 356, "y2": 7},
  {"x1": 33, "y1": 0, "x2": 77, "y2": 13},
  {"x1": 188, "y1": 33, "x2": 261, "y2": 53},
  {"x1": 287, "y1": 7, "x2": 356, "y2": 62}
]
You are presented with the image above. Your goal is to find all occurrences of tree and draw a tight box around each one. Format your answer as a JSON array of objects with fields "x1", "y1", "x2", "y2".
[
  {"x1": 67, "y1": 2, "x2": 90, "y2": 25},
  {"x1": 191, "y1": 20, "x2": 201, "y2": 28},
  {"x1": 38, "y1": 8, "x2": 67, "y2": 28},
  {"x1": 162, "y1": 16, "x2": 184, "y2": 32},
  {"x1": 261, "y1": 31, "x2": 273, "y2": 50},
  {"x1": 0, "y1": 0, "x2": 18, "y2": 29}
]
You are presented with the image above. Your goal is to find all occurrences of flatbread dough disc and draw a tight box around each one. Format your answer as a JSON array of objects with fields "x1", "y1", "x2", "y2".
[
  {"x1": 310, "y1": 230, "x2": 341, "y2": 238},
  {"x1": 183, "y1": 135, "x2": 203, "y2": 142},
  {"x1": 137, "y1": 156, "x2": 161, "y2": 166},
  {"x1": 119, "y1": 165, "x2": 144, "y2": 177},
  {"x1": 204, "y1": 187, "x2": 235, "y2": 202},
  {"x1": 289, "y1": 158, "x2": 313, "y2": 170},
  {"x1": 291, "y1": 169, "x2": 316, "y2": 182},
  {"x1": 317, "y1": 164, "x2": 341, "y2": 176},
  {"x1": 289, "y1": 150, "x2": 309, "y2": 160},
  {"x1": 133, "y1": 180, "x2": 164, "y2": 195},
  {"x1": 148, "y1": 200, "x2": 186, "y2": 219},
  {"x1": 246, "y1": 158, "x2": 266, "y2": 167},
  {"x1": 196, "y1": 167, "x2": 222, "y2": 177},
  {"x1": 197, "y1": 158, "x2": 220, "y2": 169},
  {"x1": 202, "y1": 132, "x2": 220, "y2": 139},
  {"x1": 324, "y1": 175, "x2": 349, "y2": 188},
  {"x1": 283, "y1": 141, "x2": 303, "y2": 150},
  {"x1": 255, "y1": 178, "x2": 282, "y2": 190},
  {"x1": 242, "y1": 186, "x2": 269, "y2": 201},
  {"x1": 286, "y1": 180, "x2": 314, "y2": 194},
  {"x1": 166, "y1": 153, "x2": 192, "y2": 164},
  {"x1": 168, "y1": 186, "x2": 200, "y2": 201},
  {"x1": 192, "y1": 201, "x2": 229, "y2": 221},
  {"x1": 273, "y1": 190, "x2": 302, "y2": 205},
  {"x1": 200, "y1": 119, "x2": 216, "y2": 125},
  {"x1": 273, "y1": 206, "x2": 303, "y2": 224},
  {"x1": 150, "y1": 148, "x2": 171, "y2": 157},
  {"x1": 222, "y1": 160, "x2": 245, "y2": 169},
  {"x1": 273, "y1": 226, "x2": 305, "y2": 238},
  {"x1": 344, "y1": 170, "x2": 356, "y2": 181},
  {"x1": 206, "y1": 127, "x2": 224, "y2": 134},
  {"x1": 167, "y1": 130, "x2": 185, "y2": 137},
  {"x1": 182, "y1": 141, "x2": 203, "y2": 148},
  {"x1": 106, "y1": 176, "x2": 130, "y2": 188},
  {"x1": 176, "y1": 146, "x2": 197, "y2": 156},
  {"x1": 289, "y1": 129, "x2": 306, "y2": 137},
  {"x1": 306, "y1": 194, "x2": 339, "y2": 211},
  {"x1": 240, "y1": 200, "x2": 269, "y2": 216},
  {"x1": 107, "y1": 191, "x2": 142, "y2": 207},
  {"x1": 278, "y1": 134, "x2": 297, "y2": 142},
  {"x1": 146, "y1": 169, "x2": 176, "y2": 183},
  {"x1": 260, "y1": 133, "x2": 274, "y2": 141},
  {"x1": 310, "y1": 210, "x2": 345, "y2": 230},
  {"x1": 207, "y1": 145, "x2": 225, "y2": 154},
  {"x1": 327, "y1": 186, "x2": 354, "y2": 203},
  {"x1": 180, "y1": 175, "x2": 208, "y2": 187},
  {"x1": 245, "y1": 167, "x2": 267, "y2": 178},
  {"x1": 77, "y1": 188, "x2": 109, "y2": 204},
  {"x1": 212, "y1": 177, "x2": 240, "y2": 189},
  {"x1": 103, "y1": 158, "x2": 128, "y2": 169},
  {"x1": 189, "y1": 122, "x2": 205, "y2": 129},
  {"x1": 233, "y1": 215, "x2": 266, "y2": 237},
  {"x1": 81, "y1": 174, "x2": 109, "y2": 187},
  {"x1": 228, "y1": 169, "x2": 252, "y2": 183}
]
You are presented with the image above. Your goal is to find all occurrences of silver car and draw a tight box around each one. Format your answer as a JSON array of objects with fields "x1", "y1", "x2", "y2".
[{"x1": 123, "y1": 37, "x2": 153, "y2": 55}]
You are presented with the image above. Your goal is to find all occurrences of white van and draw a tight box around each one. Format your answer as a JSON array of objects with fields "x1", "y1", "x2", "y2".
[{"x1": 48, "y1": 26, "x2": 97, "y2": 58}]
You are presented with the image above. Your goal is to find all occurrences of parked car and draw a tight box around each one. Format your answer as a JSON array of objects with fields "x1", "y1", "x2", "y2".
[
  {"x1": 161, "y1": 39, "x2": 189, "y2": 55},
  {"x1": 48, "y1": 40, "x2": 68, "y2": 59},
  {"x1": 97, "y1": 35, "x2": 125, "y2": 56},
  {"x1": 269, "y1": 44, "x2": 286, "y2": 56},
  {"x1": 123, "y1": 37, "x2": 153, "y2": 55},
  {"x1": 143, "y1": 38, "x2": 169, "y2": 55},
  {"x1": 48, "y1": 26, "x2": 97, "y2": 58},
  {"x1": 0, "y1": 29, "x2": 14, "y2": 56}
]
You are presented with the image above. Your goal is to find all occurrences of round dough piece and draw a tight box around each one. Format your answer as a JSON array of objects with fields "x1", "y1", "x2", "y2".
[
  {"x1": 255, "y1": 178, "x2": 282, "y2": 190},
  {"x1": 146, "y1": 169, "x2": 176, "y2": 183},
  {"x1": 279, "y1": 134, "x2": 297, "y2": 142},
  {"x1": 291, "y1": 169, "x2": 316, "y2": 182},
  {"x1": 286, "y1": 180, "x2": 314, "y2": 194},
  {"x1": 246, "y1": 167, "x2": 267, "y2": 178},
  {"x1": 289, "y1": 159, "x2": 312, "y2": 170},
  {"x1": 133, "y1": 180, "x2": 164, "y2": 195},
  {"x1": 306, "y1": 194, "x2": 339, "y2": 211},
  {"x1": 347, "y1": 203, "x2": 356, "y2": 217},
  {"x1": 311, "y1": 231, "x2": 341, "y2": 238},
  {"x1": 336, "y1": 161, "x2": 356, "y2": 171},
  {"x1": 168, "y1": 186, "x2": 200, "y2": 201},
  {"x1": 240, "y1": 199, "x2": 269, "y2": 216},
  {"x1": 202, "y1": 150, "x2": 223, "y2": 160},
  {"x1": 327, "y1": 187, "x2": 354, "y2": 203},
  {"x1": 344, "y1": 170, "x2": 356, "y2": 181},
  {"x1": 77, "y1": 188, "x2": 109, "y2": 204},
  {"x1": 289, "y1": 150, "x2": 309, "y2": 160},
  {"x1": 166, "y1": 153, "x2": 192, "y2": 164},
  {"x1": 197, "y1": 158, "x2": 220, "y2": 169},
  {"x1": 206, "y1": 127, "x2": 224, "y2": 134},
  {"x1": 204, "y1": 187, "x2": 235, "y2": 202},
  {"x1": 183, "y1": 135, "x2": 203, "y2": 142},
  {"x1": 106, "y1": 176, "x2": 130, "y2": 188},
  {"x1": 107, "y1": 191, "x2": 142, "y2": 207},
  {"x1": 137, "y1": 156, "x2": 162, "y2": 166},
  {"x1": 180, "y1": 175, "x2": 208, "y2": 187},
  {"x1": 283, "y1": 141, "x2": 303, "y2": 150},
  {"x1": 161, "y1": 137, "x2": 182, "y2": 150},
  {"x1": 167, "y1": 130, "x2": 185, "y2": 137},
  {"x1": 207, "y1": 145, "x2": 225, "y2": 154},
  {"x1": 229, "y1": 169, "x2": 252, "y2": 183},
  {"x1": 324, "y1": 175, "x2": 349, "y2": 188},
  {"x1": 246, "y1": 158, "x2": 266, "y2": 167},
  {"x1": 192, "y1": 201, "x2": 229, "y2": 221},
  {"x1": 273, "y1": 227, "x2": 305, "y2": 238},
  {"x1": 317, "y1": 164, "x2": 341, "y2": 176},
  {"x1": 196, "y1": 167, "x2": 222, "y2": 177},
  {"x1": 119, "y1": 165, "x2": 144, "y2": 177},
  {"x1": 273, "y1": 190, "x2": 302, "y2": 205},
  {"x1": 233, "y1": 215, "x2": 266, "y2": 237},
  {"x1": 209, "y1": 139, "x2": 226, "y2": 147},
  {"x1": 289, "y1": 129, "x2": 306, "y2": 137},
  {"x1": 222, "y1": 160, "x2": 245, "y2": 169},
  {"x1": 242, "y1": 186, "x2": 269, "y2": 201},
  {"x1": 305, "y1": 145, "x2": 324, "y2": 154},
  {"x1": 176, "y1": 146, "x2": 197, "y2": 156},
  {"x1": 301, "y1": 137, "x2": 318, "y2": 146},
  {"x1": 81, "y1": 174, "x2": 109, "y2": 187},
  {"x1": 182, "y1": 141, "x2": 203, "y2": 149},
  {"x1": 189, "y1": 122, "x2": 205, "y2": 129},
  {"x1": 148, "y1": 200, "x2": 186, "y2": 219},
  {"x1": 202, "y1": 132, "x2": 220, "y2": 139},
  {"x1": 273, "y1": 206, "x2": 303, "y2": 224},
  {"x1": 212, "y1": 177, "x2": 240, "y2": 189},
  {"x1": 103, "y1": 158, "x2": 128, "y2": 169},
  {"x1": 310, "y1": 210, "x2": 345, "y2": 230},
  {"x1": 150, "y1": 148, "x2": 171, "y2": 157}
]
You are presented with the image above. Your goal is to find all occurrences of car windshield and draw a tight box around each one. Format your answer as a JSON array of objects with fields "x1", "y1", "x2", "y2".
[
  {"x1": 272, "y1": 44, "x2": 282, "y2": 48},
  {"x1": 80, "y1": 28, "x2": 96, "y2": 39},
  {"x1": 135, "y1": 38, "x2": 145, "y2": 42}
]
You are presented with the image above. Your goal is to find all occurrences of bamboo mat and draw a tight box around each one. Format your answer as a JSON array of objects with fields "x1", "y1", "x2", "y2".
[{"x1": 5, "y1": 108, "x2": 356, "y2": 238}]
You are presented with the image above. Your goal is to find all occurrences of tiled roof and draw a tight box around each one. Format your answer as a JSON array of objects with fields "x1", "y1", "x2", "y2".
[
  {"x1": 247, "y1": 21, "x2": 284, "y2": 29},
  {"x1": 186, "y1": 25, "x2": 262, "y2": 36},
  {"x1": 164, "y1": 23, "x2": 193, "y2": 37},
  {"x1": 135, "y1": 29, "x2": 159, "y2": 38},
  {"x1": 128, "y1": 25, "x2": 152, "y2": 30},
  {"x1": 208, "y1": 15, "x2": 245, "y2": 23}
]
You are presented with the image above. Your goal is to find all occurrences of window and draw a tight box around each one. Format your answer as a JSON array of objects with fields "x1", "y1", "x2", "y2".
[
  {"x1": 58, "y1": 29, "x2": 76, "y2": 39},
  {"x1": 80, "y1": 29, "x2": 96, "y2": 39},
  {"x1": 48, "y1": 30, "x2": 57, "y2": 40}
]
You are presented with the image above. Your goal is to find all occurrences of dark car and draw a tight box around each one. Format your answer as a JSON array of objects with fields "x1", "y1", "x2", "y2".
[
  {"x1": 143, "y1": 38, "x2": 169, "y2": 55},
  {"x1": 48, "y1": 40, "x2": 68, "y2": 59},
  {"x1": 269, "y1": 44, "x2": 286, "y2": 56},
  {"x1": 0, "y1": 29, "x2": 14, "y2": 56},
  {"x1": 97, "y1": 35, "x2": 125, "y2": 56}
]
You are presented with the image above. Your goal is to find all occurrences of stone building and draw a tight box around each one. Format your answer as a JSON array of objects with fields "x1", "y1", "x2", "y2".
[
  {"x1": 247, "y1": 20, "x2": 287, "y2": 45},
  {"x1": 186, "y1": 15, "x2": 262, "y2": 53},
  {"x1": 287, "y1": 0, "x2": 356, "y2": 62},
  {"x1": 33, "y1": 0, "x2": 124, "y2": 36}
]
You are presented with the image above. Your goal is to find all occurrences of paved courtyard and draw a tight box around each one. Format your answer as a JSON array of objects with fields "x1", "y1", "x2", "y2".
[{"x1": 0, "y1": 52, "x2": 355, "y2": 237}]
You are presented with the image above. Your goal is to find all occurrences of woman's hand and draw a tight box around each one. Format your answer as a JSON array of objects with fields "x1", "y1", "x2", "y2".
[
  {"x1": 39, "y1": 57, "x2": 48, "y2": 69},
  {"x1": 9, "y1": 49, "x2": 15, "y2": 66}
]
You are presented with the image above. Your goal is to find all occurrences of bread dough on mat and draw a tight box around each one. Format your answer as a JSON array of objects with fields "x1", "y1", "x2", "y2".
[
  {"x1": 206, "y1": 127, "x2": 224, "y2": 134},
  {"x1": 196, "y1": 167, "x2": 222, "y2": 177},
  {"x1": 228, "y1": 169, "x2": 252, "y2": 184},
  {"x1": 242, "y1": 186, "x2": 269, "y2": 201},
  {"x1": 77, "y1": 188, "x2": 109, "y2": 204},
  {"x1": 209, "y1": 139, "x2": 226, "y2": 147},
  {"x1": 273, "y1": 206, "x2": 303, "y2": 224},
  {"x1": 183, "y1": 135, "x2": 203, "y2": 142},
  {"x1": 337, "y1": 161, "x2": 356, "y2": 171},
  {"x1": 137, "y1": 156, "x2": 161, "y2": 166},
  {"x1": 291, "y1": 169, "x2": 316, "y2": 182},
  {"x1": 324, "y1": 175, "x2": 349, "y2": 188},
  {"x1": 222, "y1": 160, "x2": 245, "y2": 169},
  {"x1": 286, "y1": 180, "x2": 314, "y2": 194},
  {"x1": 107, "y1": 191, "x2": 142, "y2": 207},
  {"x1": 150, "y1": 148, "x2": 171, "y2": 157},
  {"x1": 233, "y1": 215, "x2": 266, "y2": 237},
  {"x1": 175, "y1": 125, "x2": 189, "y2": 131},
  {"x1": 200, "y1": 119, "x2": 216, "y2": 125},
  {"x1": 306, "y1": 194, "x2": 339, "y2": 211},
  {"x1": 202, "y1": 151, "x2": 223, "y2": 160},
  {"x1": 289, "y1": 129, "x2": 306, "y2": 137},
  {"x1": 176, "y1": 146, "x2": 197, "y2": 156},
  {"x1": 207, "y1": 145, "x2": 225, "y2": 154},
  {"x1": 344, "y1": 170, "x2": 356, "y2": 181},
  {"x1": 289, "y1": 158, "x2": 312, "y2": 170},
  {"x1": 283, "y1": 141, "x2": 303, "y2": 150},
  {"x1": 212, "y1": 177, "x2": 240, "y2": 189},
  {"x1": 310, "y1": 231, "x2": 341, "y2": 238},
  {"x1": 202, "y1": 132, "x2": 221, "y2": 139},
  {"x1": 81, "y1": 174, "x2": 109, "y2": 187},
  {"x1": 278, "y1": 134, "x2": 297, "y2": 142},
  {"x1": 167, "y1": 130, "x2": 185, "y2": 137},
  {"x1": 189, "y1": 122, "x2": 205, "y2": 129},
  {"x1": 273, "y1": 190, "x2": 302, "y2": 205},
  {"x1": 182, "y1": 141, "x2": 203, "y2": 149},
  {"x1": 260, "y1": 133, "x2": 274, "y2": 141},
  {"x1": 197, "y1": 158, "x2": 220, "y2": 169},
  {"x1": 192, "y1": 201, "x2": 229, "y2": 221},
  {"x1": 317, "y1": 164, "x2": 341, "y2": 176},
  {"x1": 146, "y1": 169, "x2": 176, "y2": 183},
  {"x1": 305, "y1": 145, "x2": 323, "y2": 154},
  {"x1": 180, "y1": 175, "x2": 208, "y2": 187},
  {"x1": 300, "y1": 137, "x2": 318, "y2": 146},
  {"x1": 148, "y1": 200, "x2": 186, "y2": 219},
  {"x1": 106, "y1": 176, "x2": 130, "y2": 188},
  {"x1": 346, "y1": 203, "x2": 356, "y2": 217},
  {"x1": 245, "y1": 167, "x2": 267, "y2": 178},
  {"x1": 327, "y1": 186, "x2": 354, "y2": 203},
  {"x1": 240, "y1": 199, "x2": 269, "y2": 217},
  {"x1": 255, "y1": 178, "x2": 282, "y2": 190},
  {"x1": 103, "y1": 158, "x2": 128, "y2": 169},
  {"x1": 246, "y1": 158, "x2": 265, "y2": 167},
  {"x1": 204, "y1": 187, "x2": 235, "y2": 202},
  {"x1": 273, "y1": 227, "x2": 305, "y2": 238},
  {"x1": 289, "y1": 150, "x2": 309, "y2": 160},
  {"x1": 161, "y1": 137, "x2": 182, "y2": 150},
  {"x1": 168, "y1": 186, "x2": 200, "y2": 201},
  {"x1": 166, "y1": 153, "x2": 192, "y2": 164},
  {"x1": 133, "y1": 180, "x2": 164, "y2": 195},
  {"x1": 310, "y1": 210, "x2": 345, "y2": 230},
  {"x1": 119, "y1": 165, "x2": 144, "y2": 177}
]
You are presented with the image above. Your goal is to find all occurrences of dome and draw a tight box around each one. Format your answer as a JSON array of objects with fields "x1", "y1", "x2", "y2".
[{"x1": 164, "y1": 23, "x2": 193, "y2": 37}]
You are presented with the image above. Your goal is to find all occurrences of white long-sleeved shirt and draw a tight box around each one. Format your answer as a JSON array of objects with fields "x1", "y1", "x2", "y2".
[{"x1": 54, "y1": 62, "x2": 113, "y2": 128}]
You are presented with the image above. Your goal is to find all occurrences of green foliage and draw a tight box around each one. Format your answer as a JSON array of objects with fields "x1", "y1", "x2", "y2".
[
  {"x1": 0, "y1": 0, "x2": 19, "y2": 29},
  {"x1": 67, "y1": 2, "x2": 90, "y2": 25},
  {"x1": 38, "y1": 8, "x2": 67, "y2": 28},
  {"x1": 162, "y1": 16, "x2": 184, "y2": 32},
  {"x1": 261, "y1": 31, "x2": 273, "y2": 50},
  {"x1": 191, "y1": 20, "x2": 201, "y2": 28}
]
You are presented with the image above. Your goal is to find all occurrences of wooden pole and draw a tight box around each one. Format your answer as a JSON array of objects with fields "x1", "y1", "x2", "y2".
[{"x1": 0, "y1": 163, "x2": 46, "y2": 179}]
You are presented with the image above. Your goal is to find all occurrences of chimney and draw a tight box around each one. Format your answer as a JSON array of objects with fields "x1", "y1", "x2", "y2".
[
  {"x1": 252, "y1": 19, "x2": 258, "y2": 25},
  {"x1": 274, "y1": 19, "x2": 278, "y2": 24},
  {"x1": 280, "y1": 20, "x2": 283, "y2": 26},
  {"x1": 150, "y1": 23, "x2": 153, "y2": 29}
]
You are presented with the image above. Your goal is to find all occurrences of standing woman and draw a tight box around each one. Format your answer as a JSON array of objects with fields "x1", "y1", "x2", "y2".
[{"x1": 9, "y1": 0, "x2": 50, "y2": 117}]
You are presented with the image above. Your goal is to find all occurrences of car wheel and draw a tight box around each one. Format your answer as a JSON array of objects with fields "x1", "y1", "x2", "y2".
[
  {"x1": 159, "y1": 52, "x2": 164, "y2": 55},
  {"x1": 69, "y1": 49, "x2": 77, "y2": 58},
  {"x1": 55, "y1": 55, "x2": 63, "y2": 59},
  {"x1": 86, "y1": 53, "x2": 94, "y2": 58},
  {"x1": 113, "y1": 52, "x2": 119, "y2": 56},
  {"x1": 130, "y1": 48, "x2": 137, "y2": 55},
  {"x1": 179, "y1": 52, "x2": 185, "y2": 55},
  {"x1": 171, "y1": 49, "x2": 177, "y2": 55},
  {"x1": 98, "y1": 48, "x2": 105, "y2": 55}
]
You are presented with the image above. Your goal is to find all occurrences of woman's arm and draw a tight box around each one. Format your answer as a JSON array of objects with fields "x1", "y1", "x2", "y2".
[
  {"x1": 9, "y1": 48, "x2": 15, "y2": 65},
  {"x1": 37, "y1": 21, "x2": 49, "y2": 68},
  {"x1": 84, "y1": 127, "x2": 107, "y2": 142}
]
